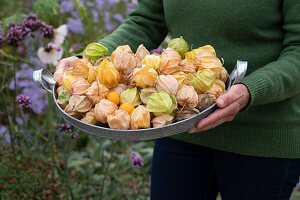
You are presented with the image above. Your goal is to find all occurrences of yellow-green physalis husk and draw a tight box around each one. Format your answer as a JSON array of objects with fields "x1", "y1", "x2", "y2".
[
  {"x1": 84, "y1": 43, "x2": 108, "y2": 62},
  {"x1": 189, "y1": 69, "x2": 215, "y2": 94},
  {"x1": 146, "y1": 91, "x2": 177, "y2": 116},
  {"x1": 120, "y1": 87, "x2": 142, "y2": 107},
  {"x1": 168, "y1": 36, "x2": 189, "y2": 59}
]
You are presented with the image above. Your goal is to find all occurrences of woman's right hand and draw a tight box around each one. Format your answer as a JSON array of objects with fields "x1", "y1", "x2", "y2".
[{"x1": 54, "y1": 56, "x2": 79, "y2": 85}]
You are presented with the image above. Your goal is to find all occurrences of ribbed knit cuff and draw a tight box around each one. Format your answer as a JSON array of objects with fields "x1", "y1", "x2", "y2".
[{"x1": 240, "y1": 73, "x2": 270, "y2": 111}]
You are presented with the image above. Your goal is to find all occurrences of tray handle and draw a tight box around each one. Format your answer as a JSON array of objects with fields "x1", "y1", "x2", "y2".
[
  {"x1": 230, "y1": 60, "x2": 247, "y2": 85},
  {"x1": 33, "y1": 68, "x2": 56, "y2": 94}
]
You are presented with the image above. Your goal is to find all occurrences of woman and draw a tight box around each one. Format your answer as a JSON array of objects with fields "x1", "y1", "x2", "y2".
[{"x1": 56, "y1": 0, "x2": 300, "y2": 199}]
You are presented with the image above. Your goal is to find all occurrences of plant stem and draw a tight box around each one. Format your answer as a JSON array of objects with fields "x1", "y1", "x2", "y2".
[
  {"x1": 99, "y1": 154, "x2": 111, "y2": 200},
  {"x1": 0, "y1": 49, "x2": 42, "y2": 68}
]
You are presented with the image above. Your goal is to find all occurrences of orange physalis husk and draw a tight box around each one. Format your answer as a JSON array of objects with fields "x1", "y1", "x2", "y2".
[
  {"x1": 130, "y1": 105, "x2": 151, "y2": 129},
  {"x1": 110, "y1": 84, "x2": 129, "y2": 96},
  {"x1": 107, "y1": 110, "x2": 131, "y2": 130},
  {"x1": 196, "y1": 94, "x2": 214, "y2": 111},
  {"x1": 140, "y1": 88, "x2": 158, "y2": 104},
  {"x1": 113, "y1": 52, "x2": 137, "y2": 85},
  {"x1": 111, "y1": 45, "x2": 133, "y2": 63},
  {"x1": 195, "y1": 55, "x2": 223, "y2": 74},
  {"x1": 133, "y1": 65, "x2": 158, "y2": 88},
  {"x1": 216, "y1": 67, "x2": 228, "y2": 83},
  {"x1": 160, "y1": 48, "x2": 182, "y2": 75},
  {"x1": 67, "y1": 95, "x2": 92, "y2": 113},
  {"x1": 179, "y1": 59, "x2": 198, "y2": 73},
  {"x1": 54, "y1": 68, "x2": 64, "y2": 86},
  {"x1": 175, "y1": 107, "x2": 200, "y2": 121},
  {"x1": 171, "y1": 71, "x2": 188, "y2": 89},
  {"x1": 86, "y1": 81, "x2": 109, "y2": 105},
  {"x1": 204, "y1": 79, "x2": 226, "y2": 102},
  {"x1": 176, "y1": 85, "x2": 198, "y2": 108},
  {"x1": 81, "y1": 108, "x2": 98, "y2": 125},
  {"x1": 135, "y1": 44, "x2": 150, "y2": 61},
  {"x1": 69, "y1": 77, "x2": 89, "y2": 95},
  {"x1": 96, "y1": 59, "x2": 120, "y2": 89},
  {"x1": 151, "y1": 114, "x2": 174, "y2": 128},
  {"x1": 72, "y1": 58, "x2": 89, "y2": 79},
  {"x1": 94, "y1": 99, "x2": 118, "y2": 123},
  {"x1": 63, "y1": 71, "x2": 78, "y2": 91},
  {"x1": 155, "y1": 75, "x2": 178, "y2": 96},
  {"x1": 185, "y1": 45, "x2": 216, "y2": 60}
]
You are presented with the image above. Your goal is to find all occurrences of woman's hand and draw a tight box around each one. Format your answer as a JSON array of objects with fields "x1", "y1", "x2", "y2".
[
  {"x1": 54, "y1": 56, "x2": 79, "y2": 85},
  {"x1": 55, "y1": 56, "x2": 79, "y2": 72},
  {"x1": 188, "y1": 84, "x2": 250, "y2": 133}
]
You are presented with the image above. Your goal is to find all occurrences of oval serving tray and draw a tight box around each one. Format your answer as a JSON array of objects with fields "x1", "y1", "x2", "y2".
[{"x1": 33, "y1": 60, "x2": 247, "y2": 141}]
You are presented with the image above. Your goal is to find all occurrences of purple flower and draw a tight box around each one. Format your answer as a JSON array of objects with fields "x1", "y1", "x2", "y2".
[
  {"x1": 60, "y1": 1, "x2": 74, "y2": 13},
  {"x1": 130, "y1": 152, "x2": 144, "y2": 168},
  {"x1": 22, "y1": 14, "x2": 43, "y2": 32},
  {"x1": 59, "y1": 122, "x2": 72, "y2": 133},
  {"x1": 70, "y1": 132, "x2": 78, "y2": 139},
  {"x1": 92, "y1": 9, "x2": 99, "y2": 23},
  {"x1": 41, "y1": 24, "x2": 55, "y2": 38},
  {"x1": 16, "y1": 94, "x2": 32, "y2": 108},
  {"x1": 6, "y1": 22, "x2": 28, "y2": 47},
  {"x1": 130, "y1": 152, "x2": 136, "y2": 159},
  {"x1": 150, "y1": 46, "x2": 163, "y2": 55},
  {"x1": 0, "y1": 21, "x2": 4, "y2": 45},
  {"x1": 67, "y1": 18, "x2": 84, "y2": 35},
  {"x1": 113, "y1": 13, "x2": 124, "y2": 23}
]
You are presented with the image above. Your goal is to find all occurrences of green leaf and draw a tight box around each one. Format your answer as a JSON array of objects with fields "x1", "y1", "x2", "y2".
[{"x1": 33, "y1": 0, "x2": 60, "y2": 22}]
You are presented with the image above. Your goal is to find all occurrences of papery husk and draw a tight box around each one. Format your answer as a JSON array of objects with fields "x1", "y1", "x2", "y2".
[
  {"x1": 146, "y1": 91, "x2": 177, "y2": 116},
  {"x1": 130, "y1": 105, "x2": 151, "y2": 129},
  {"x1": 160, "y1": 48, "x2": 182, "y2": 75},
  {"x1": 69, "y1": 77, "x2": 89, "y2": 95},
  {"x1": 185, "y1": 45, "x2": 216, "y2": 60},
  {"x1": 68, "y1": 95, "x2": 93, "y2": 113},
  {"x1": 96, "y1": 59, "x2": 120, "y2": 89},
  {"x1": 216, "y1": 67, "x2": 228, "y2": 83},
  {"x1": 94, "y1": 99, "x2": 118, "y2": 123},
  {"x1": 86, "y1": 81, "x2": 109, "y2": 105},
  {"x1": 171, "y1": 71, "x2": 188, "y2": 89},
  {"x1": 107, "y1": 110, "x2": 131, "y2": 130},
  {"x1": 194, "y1": 50, "x2": 215, "y2": 59},
  {"x1": 195, "y1": 56, "x2": 223, "y2": 74},
  {"x1": 72, "y1": 58, "x2": 89, "y2": 79},
  {"x1": 54, "y1": 69, "x2": 64, "y2": 86},
  {"x1": 84, "y1": 43, "x2": 108, "y2": 62},
  {"x1": 204, "y1": 79, "x2": 226, "y2": 102},
  {"x1": 87, "y1": 62, "x2": 98, "y2": 84},
  {"x1": 111, "y1": 45, "x2": 133, "y2": 63},
  {"x1": 196, "y1": 94, "x2": 214, "y2": 111},
  {"x1": 179, "y1": 59, "x2": 198, "y2": 73},
  {"x1": 57, "y1": 85, "x2": 71, "y2": 109},
  {"x1": 168, "y1": 36, "x2": 189, "y2": 59},
  {"x1": 120, "y1": 87, "x2": 142, "y2": 107},
  {"x1": 176, "y1": 85, "x2": 198, "y2": 108},
  {"x1": 140, "y1": 88, "x2": 158, "y2": 104},
  {"x1": 134, "y1": 55, "x2": 142, "y2": 68},
  {"x1": 175, "y1": 107, "x2": 200, "y2": 121},
  {"x1": 81, "y1": 108, "x2": 98, "y2": 125},
  {"x1": 113, "y1": 52, "x2": 136, "y2": 85},
  {"x1": 141, "y1": 54, "x2": 161, "y2": 71},
  {"x1": 110, "y1": 84, "x2": 129, "y2": 96},
  {"x1": 188, "y1": 69, "x2": 216, "y2": 94},
  {"x1": 64, "y1": 103, "x2": 81, "y2": 119},
  {"x1": 133, "y1": 65, "x2": 158, "y2": 88},
  {"x1": 155, "y1": 75, "x2": 178, "y2": 96},
  {"x1": 135, "y1": 44, "x2": 150, "y2": 61},
  {"x1": 63, "y1": 71, "x2": 78, "y2": 91},
  {"x1": 151, "y1": 114, "x2": 174, "y2": 128}
]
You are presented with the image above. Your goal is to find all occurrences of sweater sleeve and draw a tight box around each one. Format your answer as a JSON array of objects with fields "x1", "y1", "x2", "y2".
[
  {"x1": 241, "y1": 0, "x2": 300, "y2": 109},
  {"x1": 97, "y1": 0, "x2": 168, "y2": 54}
]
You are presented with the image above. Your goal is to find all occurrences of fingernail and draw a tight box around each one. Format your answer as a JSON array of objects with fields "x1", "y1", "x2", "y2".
[{"x1": 217, "y1": 99, "x2": 224, "y2": 106}]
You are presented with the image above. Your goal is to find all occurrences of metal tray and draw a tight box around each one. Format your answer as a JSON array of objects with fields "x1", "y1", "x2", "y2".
[{"x1": 33, "y1": 60, "x2": 247, "y2": 141}]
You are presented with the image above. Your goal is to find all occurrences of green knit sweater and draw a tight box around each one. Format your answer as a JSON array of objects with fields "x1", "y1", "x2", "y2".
[{"x1": 98, "y1": 0, "x2": 300, "y2": 158}]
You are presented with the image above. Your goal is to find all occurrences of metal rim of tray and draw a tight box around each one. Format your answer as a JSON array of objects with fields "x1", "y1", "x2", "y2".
[{"x1": 33, "y1": 60, "x2": 247, "y2": 141}]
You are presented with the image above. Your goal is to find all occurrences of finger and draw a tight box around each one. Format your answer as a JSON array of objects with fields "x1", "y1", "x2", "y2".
[
  {"x1": 196, "y1": 114, "x2": 236, "y2": 132},
  {"x1": 56, "y1": 56, "x2": 79, "y2": 71},
  {"x1": 197, "y1": 101, "x2": 240, "y2": 129},
  {"x1": 216, "y1": 85, "x2": 245, "y2": 108}
]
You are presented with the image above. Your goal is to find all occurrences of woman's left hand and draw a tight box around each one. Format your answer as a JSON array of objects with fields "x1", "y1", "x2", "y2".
[{"x1": 188, "y1": 84, "x2": 250, "y2": 133}]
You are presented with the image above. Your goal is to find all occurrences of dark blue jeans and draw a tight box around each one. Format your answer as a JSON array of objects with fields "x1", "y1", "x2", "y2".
[{"x1": 151, "y1": 138, "x2": 300, "y2": 200}]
